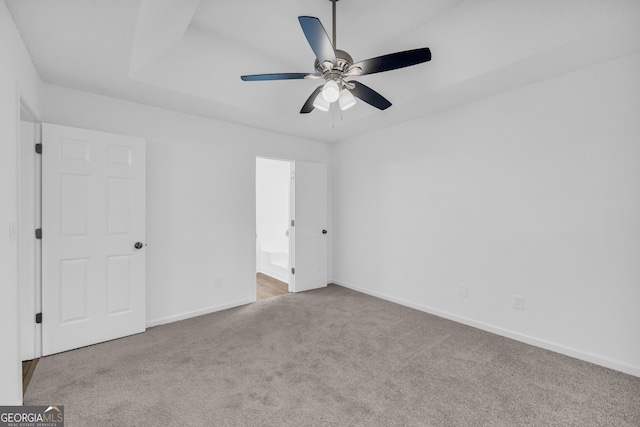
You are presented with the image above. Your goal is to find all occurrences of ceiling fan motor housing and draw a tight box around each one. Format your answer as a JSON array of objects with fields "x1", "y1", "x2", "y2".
[{"x1": 315, "y1": 49, "x2": 353, "y2": 86}]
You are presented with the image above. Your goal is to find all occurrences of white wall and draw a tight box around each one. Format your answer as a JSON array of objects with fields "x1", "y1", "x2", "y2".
[
  {"x1": 41, "y1": 84, "x2": 332, "y2": 327},
  {"x1": 0, "y1": 2, "x2": 42, "y2": 404},
  {"x1": 333, "y1": 53, "x2": 640, "y2": 376}
]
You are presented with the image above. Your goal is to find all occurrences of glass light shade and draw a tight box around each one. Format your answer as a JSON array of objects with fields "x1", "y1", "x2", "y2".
[
  {"x1": 321, "y1": 80, "x2": 340, "y2": 103},
  {"x1": 339, "y1": 88, "x2": 356, "y2": 110},
  {"x1": 313, "y1": 93, "x2": 330, "y2": 111}
]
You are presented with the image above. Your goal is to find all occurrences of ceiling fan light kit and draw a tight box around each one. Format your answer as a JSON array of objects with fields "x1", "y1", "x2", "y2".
[
  {"x1": 338, "y1": 88, "x2": 356, "y2": 110},
  {"x1": 241, "y1": 0, "x2": 431, "y2": 114},
  {"x1": 313, "y1": 93, "x2": 331, "y2": 112},
  {"x1": 321, "y1": 80, "x2": 340, "y2": 103}
]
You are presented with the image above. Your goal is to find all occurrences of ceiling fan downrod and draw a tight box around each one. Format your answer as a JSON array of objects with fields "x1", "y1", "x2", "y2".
[{"x1": 331, "y1": 0, "x2": 337, "y2": 49}]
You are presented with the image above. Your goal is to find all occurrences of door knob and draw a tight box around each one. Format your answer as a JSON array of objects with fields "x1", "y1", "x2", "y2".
[
  {"x1": 322, "y1": 229, "x2": 327, "y2": 234},
  {"x1": 134, "y1": 242, "x2": 144, "y2": 249}
]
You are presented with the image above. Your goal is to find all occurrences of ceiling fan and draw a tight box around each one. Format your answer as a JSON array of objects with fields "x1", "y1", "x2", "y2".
[{"x1": 241, "y1": 0, "x2": 431, "y2": 114}]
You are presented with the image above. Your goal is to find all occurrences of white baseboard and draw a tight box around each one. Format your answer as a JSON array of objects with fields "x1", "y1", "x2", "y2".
[
  {"x1": 332, "y1": 280, "x2": 640, "y2": 378},
  {"x1": 145, "y1": 298, "x2": 255, "y2": 328}
]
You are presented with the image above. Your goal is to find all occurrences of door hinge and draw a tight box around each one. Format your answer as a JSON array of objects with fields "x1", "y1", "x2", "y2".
[
  {"x1": 291, "y1": 171, "x2": 295, "y2": 179},
  {"x1": 35, "y1": 228, "x2": 42, "y2": 239},
  {"x1": 291, "y1": 219, "x2": 295, "y2": 227},
  {"x1": 35, "y1": 143, "x2": 42, "y2": 154},
  {"x1": 35, "y1": 313, "x2": 42, "y2": 324},
  {"x1": 291, "y1": 268, "x2": 295, "y2": 275}
]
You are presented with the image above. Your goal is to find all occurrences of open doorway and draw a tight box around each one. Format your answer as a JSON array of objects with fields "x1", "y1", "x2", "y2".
[{"x1": 256, "y1": 157, "x2": 291, "y2": 300}]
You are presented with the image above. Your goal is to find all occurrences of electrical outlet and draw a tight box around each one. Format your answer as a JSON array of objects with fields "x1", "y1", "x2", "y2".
[
  {"x1": 214, "y1": 278, "x2": 223, "y2": 288},
  {"x1": 459, "y1": 285, "x2": 468, "y2": 298},
  {"x1": 514, "y1": 295, "x2": 525, "y2": 310}
]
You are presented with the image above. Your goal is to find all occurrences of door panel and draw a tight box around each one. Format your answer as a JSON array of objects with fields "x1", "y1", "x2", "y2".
[
  {"x1": 291, "y1": 161, "x2": 327, "y2": 292},
  {"x1": 107, "y1": 255, "x2": 132, "y2": 314},
  {"x1": 59, "y1": 258, "x2": 89, "y2": 324},
  {"x1": 42, "y1": 123, "x2": 146, "y2": 356}
]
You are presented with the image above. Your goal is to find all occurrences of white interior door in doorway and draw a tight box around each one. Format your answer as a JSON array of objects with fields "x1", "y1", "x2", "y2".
[
  {"x1": 290, "y1": 161, "x2": 328, "y2": 293},
  {"x1": 41, "y1": 124, "x2": 146, "y2": 356}
]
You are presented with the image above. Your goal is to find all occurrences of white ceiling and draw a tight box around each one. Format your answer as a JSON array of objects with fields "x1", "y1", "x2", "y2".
[{"x1": 6, "y1": 0, "x2": 640, "y2": 143}]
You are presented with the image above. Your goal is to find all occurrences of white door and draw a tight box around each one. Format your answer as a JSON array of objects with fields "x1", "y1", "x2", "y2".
[
  {"x1": 290, "y1": 161, "x2": 327, "y2": 292},
  {"x1": 42, "y1": 124, "x2": 146, "y2": 356}
]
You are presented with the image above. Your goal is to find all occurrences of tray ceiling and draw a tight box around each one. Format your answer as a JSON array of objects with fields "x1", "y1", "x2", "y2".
[{"x1": 6, "y1": 0, "x2": 640, "y2": 142}]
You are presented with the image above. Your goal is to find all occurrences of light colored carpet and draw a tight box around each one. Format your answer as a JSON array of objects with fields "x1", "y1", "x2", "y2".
[{"x1": 25, "y1": 285, "x2": 640, "y2": 426}]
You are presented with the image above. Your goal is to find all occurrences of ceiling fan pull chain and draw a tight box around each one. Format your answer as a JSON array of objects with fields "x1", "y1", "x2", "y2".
[{"x1": 331, "y1": 102, "x2": 335, "y2": 129}]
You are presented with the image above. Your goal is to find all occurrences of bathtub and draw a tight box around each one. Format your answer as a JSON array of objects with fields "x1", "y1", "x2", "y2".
[{"x1": 258, "y1": 240, "x2": 289, "y2": 284}]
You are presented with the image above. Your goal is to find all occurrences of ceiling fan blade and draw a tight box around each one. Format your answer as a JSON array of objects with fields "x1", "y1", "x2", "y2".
[
  {"x1": 298, "y1": 16, "x2": 336, "y2": 65},
  {"x1": 241, "y1": 73, "x2": 311, "y2": 81},
  {"x1": 349, "y1": 81, "x2": 392, "y2": 110},
  {"x1": 350, "y1": 47, "x2": 431, "y2": 76},
  {"x1": 300, "y1": 85, "x2": 324, "y2": 114}
]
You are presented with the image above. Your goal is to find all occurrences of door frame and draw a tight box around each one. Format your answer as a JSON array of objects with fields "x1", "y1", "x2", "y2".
[
  {"x1": 253, "y1": 155, "x2": 329, "y2": 296},
  {"x1": 17, "y1": 98, "x2": 42, "y2": 361},
  {"x1": 254, "y1": 155, "x2": 294, "y2": 294}
]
